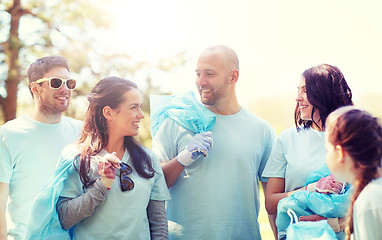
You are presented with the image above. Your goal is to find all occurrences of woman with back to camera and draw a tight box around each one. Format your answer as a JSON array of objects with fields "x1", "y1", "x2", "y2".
[
  {"x1": 262, "y1": 64, "x2": 353, "y2": 239},
  {"x1": 325, "y1": 106, "x2": 382, "y2": 240},
  {"x1": 55, "y1": 76, "x2": 170, "y2": 239}
]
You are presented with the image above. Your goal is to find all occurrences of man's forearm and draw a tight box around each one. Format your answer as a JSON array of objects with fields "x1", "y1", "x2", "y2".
[
  {"x1": 0, "y1": 183, "x2": 9, "y2": 240},
  {"x1": 0, "y1": 213, "x2": 7, "y2": 240},
  {"x1": 161, "y1": 158, "x2": 185, "y2": 188}
]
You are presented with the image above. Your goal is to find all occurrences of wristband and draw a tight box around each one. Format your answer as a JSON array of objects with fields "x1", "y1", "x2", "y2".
[
  {"x1": 177, "y1": 148, "x2": 197, "y2": 167},
  {"x1": 100, "y1": 177, "x2": 114, "y2": 190},
  {"x1": 177, "y1": 157, "x2": 186, "y2": 167}
]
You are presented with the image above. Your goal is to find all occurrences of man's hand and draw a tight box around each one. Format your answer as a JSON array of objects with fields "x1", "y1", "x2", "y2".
[
  {"x1": 96, "y1": 152, "x2": 121, "y2": 190},
  {"x1": 177, "y1": 132, "x2": 213, "y2": 166},
  {"x1": 305, "y1": 174, "x2": 345, "y2": 194}
]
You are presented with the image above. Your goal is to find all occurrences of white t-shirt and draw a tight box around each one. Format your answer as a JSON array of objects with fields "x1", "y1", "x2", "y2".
[
  {"x1": 262, "y1": 126, "x2": 326, "y2": 191},
  {"x1": 353, "y1": 177, "x2": 382, "y2": 240},
  {"x1": 0, "y1": 115, "x2": 82, "y2": 240},
  {"x1": 152, "y1": 107, "x2": 276, "y2": 240}
]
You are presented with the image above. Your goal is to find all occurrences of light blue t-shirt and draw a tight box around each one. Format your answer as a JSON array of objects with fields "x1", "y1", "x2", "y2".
[
  {"x1": 152, "y1": 107, "x2": 276, "y2": 240},
  {"x1": 353, "y1": 177, "x2": 382, "y2": 240},
  {"x1": 0, "y1": 115, "x2": 82, "y2": 240},
  {"x1": 60, "y1": 147, "x2": 170, "y2": 240},
  {"x1": 262, "y1": 127, "x2": 326, "y2": 192}
]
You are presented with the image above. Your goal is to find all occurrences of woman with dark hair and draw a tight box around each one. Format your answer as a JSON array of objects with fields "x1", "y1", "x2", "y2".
[
  {"x1": 262, "y1": 64, "x2": 353, "y2": 239},
  {"x1": 53, "y1": 77, "x2": 169, "y2": 239},
  {"x1": 325, "y1": 106, "x2": 382, "y2": 240},
  {"x1": 294, "y1": 64, "x2": 353, "y2": 131}
]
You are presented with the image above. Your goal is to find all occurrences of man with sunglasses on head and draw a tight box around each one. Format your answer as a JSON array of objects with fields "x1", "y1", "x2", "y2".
[
  {"x1": 0, "y1": 56, "x2": 82, "y2": 240},
  {"x1": 152, "y1": 45, "x2": 276, "y2": 239}
]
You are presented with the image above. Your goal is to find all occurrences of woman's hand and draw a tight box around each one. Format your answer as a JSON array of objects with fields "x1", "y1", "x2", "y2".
[
  {"x1": 305, "y1": 174, "x2": 345, "y2": 194},
  {"x1": 97, "y1": 152, "x2": 121, "y2": 190}
]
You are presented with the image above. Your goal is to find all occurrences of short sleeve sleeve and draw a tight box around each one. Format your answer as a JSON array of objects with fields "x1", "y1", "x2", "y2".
[
  {"x1": 261, "y1": 136, "x2": 287, "y2": 179},
  {"x1": 258, "y1": 127, "x2": 276, "y2": 182},
  {"x1": 152, "y1": 118, "x2": 193, "y2": 163},
  {"x1": 148, "y1": 151, "x2": 170, "y2": 201},
  {"x1": 60, "y1": 168, "x2": 84, "y2": 199},
  {"x1": 0, "y1": 131, "x2": 13, "y2": 183}
]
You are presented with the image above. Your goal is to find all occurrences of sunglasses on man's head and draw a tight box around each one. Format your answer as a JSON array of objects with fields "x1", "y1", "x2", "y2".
[
  {"x1": 120, "y1": 162, "x2": 134, "y2": 191},
  {"x1": 35, "y1": 77, "x2": 76, "y2": 90}
]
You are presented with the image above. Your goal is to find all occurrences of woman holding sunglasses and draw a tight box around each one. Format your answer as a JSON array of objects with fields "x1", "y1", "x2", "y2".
[{"x1": 48, "y1": 77, "x2": 170, "y2": 239}]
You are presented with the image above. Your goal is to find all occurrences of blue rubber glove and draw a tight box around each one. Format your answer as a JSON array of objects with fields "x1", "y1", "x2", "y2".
[{"x1": 177, "y1": 131, "x2": 213, "y2": 166}]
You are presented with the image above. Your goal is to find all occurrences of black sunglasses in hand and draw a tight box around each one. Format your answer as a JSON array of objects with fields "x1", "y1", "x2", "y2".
[{"x1": 120, "y1": 162, "x2": 134, "y2": 191}]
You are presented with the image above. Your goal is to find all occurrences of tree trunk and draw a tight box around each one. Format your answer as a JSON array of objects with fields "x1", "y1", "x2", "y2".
[{"x1": 2, "y1": 0, "x2": 23, "y2": 122}]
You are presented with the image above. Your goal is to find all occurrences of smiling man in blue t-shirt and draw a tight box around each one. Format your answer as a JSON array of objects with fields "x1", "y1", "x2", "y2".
[
  {"x1": 152, "y1": 45, "x2": 276, "y2": 240},
  {"x1": 0, "y1": 56, "x2": 82, "y2": 240}
]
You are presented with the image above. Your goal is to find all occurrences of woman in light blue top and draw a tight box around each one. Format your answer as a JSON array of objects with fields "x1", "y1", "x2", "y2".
[
  {"x1": 56, "y1": 77, "x2": 170, "y2": 239},
  {"x1": 262, "y1": 64, "x2": 353, "y2": 239},
  {"x1": 325, "y1": 107, "x2": 382, "y2": 240}
]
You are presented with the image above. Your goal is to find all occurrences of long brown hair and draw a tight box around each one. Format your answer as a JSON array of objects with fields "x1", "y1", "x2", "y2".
[
  {"x1": 78, "y1": 76, "x2": 155, "y2": 188},
  {"x1": 326, "y1": 107, "x2": 382, "y2": 239},
  {"x1": 294, "y1": 64, "x2": 353, "y2": 131}
]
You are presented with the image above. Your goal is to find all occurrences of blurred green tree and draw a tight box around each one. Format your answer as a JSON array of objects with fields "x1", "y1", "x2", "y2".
[
  {"x1": 0, "y1": 0, "x2": 187, "y2": 147},
  {"x1": 0, "y1": 0, "x2": 113, "y2": 123}
]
